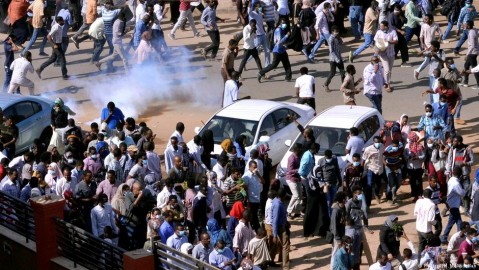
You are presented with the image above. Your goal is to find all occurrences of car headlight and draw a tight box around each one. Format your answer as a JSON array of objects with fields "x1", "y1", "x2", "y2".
[{"x1": 276, "y1": 166, "x2": 286, "y2": 177}]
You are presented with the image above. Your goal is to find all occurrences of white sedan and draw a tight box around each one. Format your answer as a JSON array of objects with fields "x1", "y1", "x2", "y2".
[
  {"x1": 276, "y1": 105, "x2": 385, "y2": 187},
  {"x1": 194, "y1": 99, "x2": 316, "y2": 165}
]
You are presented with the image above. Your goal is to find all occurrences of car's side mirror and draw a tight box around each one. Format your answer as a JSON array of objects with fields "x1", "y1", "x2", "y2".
[
  {"x1": 285, "y1": 139, "x2": 292, "y2": 147},
  {"x1": 194, "y1": 127, "x2": 200, "y2": 134}
]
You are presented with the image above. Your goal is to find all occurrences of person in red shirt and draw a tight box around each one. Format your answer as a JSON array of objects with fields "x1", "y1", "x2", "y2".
[
  {"x1": 457, "y1": 227, "x2": 479, "y2": 265},
  {"x1": 169, "y1": 0, "x2": 200, "y2": 40},
  {"x1": 0, "y1": 157, "x2": 8, "y2": 180}
]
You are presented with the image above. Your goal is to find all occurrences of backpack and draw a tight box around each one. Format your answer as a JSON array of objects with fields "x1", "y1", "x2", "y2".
[{"x1": 441, "y1": 0, "x2": 455, "y2": 16}]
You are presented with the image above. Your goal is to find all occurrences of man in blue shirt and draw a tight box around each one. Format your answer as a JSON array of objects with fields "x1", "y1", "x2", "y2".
[
  {"x1": 441, "y1": 166, "x2": 465, "y2": 244},
  {"x1": 159, "y1": 210, "x2": 175, "y2": 244},
  {"x1": 101, "y1": 101, "x2": 125, "y2": 131},
  {"x1": 257, "y1": 17, "x2": 291, "y2": 82},
  {"x1": 332, "y1": 236, "x2": 354, "y2": 270},
  {"x1": 166, "y1": 223, "x2": 188, "y2": 253},
  {"x1": 209, "y1": 240, "x2": 237, "y2": 270},
  {"x1": 243, "y1": 160, "x2": 264, "y2": 231},
  {"x1": 271, "y1": 189, "x2": 289, "y2": 269},
  {"x1": 298, "y1": 142, "x2": 319, "y2": 180}
]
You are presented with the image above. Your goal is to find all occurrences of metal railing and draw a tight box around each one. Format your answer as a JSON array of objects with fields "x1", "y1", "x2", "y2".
[
  {"x1": 0, "y1": 191, "x2": 35, "y2": 243},
  {"x1": 152, "y1": 240, "x2": 220, "y2": 270},
  {"x1": 54, "y1": 217, "x2": 126, "y2": 270}
]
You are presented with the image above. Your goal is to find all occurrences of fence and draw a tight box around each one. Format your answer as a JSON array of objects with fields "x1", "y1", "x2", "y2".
[
  {"x1": 0, "y1": 191, "x2": 35, "y2": 243},
  {"x1": 54, "y1": 217, "x2": 126, "y2": 270},
  {"x1": 152, "y1": 240, "x2": 220, "y2": 270}
]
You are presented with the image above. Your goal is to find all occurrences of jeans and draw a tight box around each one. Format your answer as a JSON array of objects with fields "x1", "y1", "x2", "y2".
[
  {"x1": 415, "y1": 56, "x2": 430, "y2": 74},
  {"x1": 441, "y1": 207, "x2": 462, "y2": 242},
  {"x1": 395, "y1": 34, "x2": 409, "y2": 63},
  {"x1": 385, "y1": 166, "x2": 401, "y2": 201},
  {"x1": 353, "y1": 33, "x2": 373, "y2": 57},
  {"x1": 255, "y1": 34, "x2": 271, "y2": 66},
  {"x1": 441, "y1": 17, "x2": 454, "y2": 41},
  {"x1": 364, "y1": 93, "x2": 382, "y2": 114},
  {"x1": 91, "y1": 38, "x2": 106, "y2": 62},
  {"x1": 309, "y1": 33, "x2": 330, "y2": 60},
  {"x1": 259, "y1": 52, "x2": 292, "y2": 80},
  {"x1": 22, "y1": 27, "x2": 48, "y2": 55},
  {"x1": 73, "y1": 15, "x2": 91, "y2": 41},
  {"x1": 171, "y1": 9, "x2": 198, "y2": 35},
  {"x1": 151, "y1": 29, "x2": 168, "y2": 52},
  {"x1": 3, "y1": 66, "x2": 13, "y2": 92},
  {"x1": 455, "y1": 99, "x2": 463, "y2": 118},
  {"x1": 324, "y1": 60, "x2": 345, "y2": 86},
  {"x1": 98, "y1": 43, "x2": 128, "y2": 71},
  {"x1": 405, "y1": 26, "x2": 421, "y2": 44},
  {"x1": 349, "y1": 6, "x2": 362, "y2": 40},
  {"x1": 454, "y1": 29, "x2": 468, "y2": 53},
  {"x1": 105, "y1": 33, "x2": 114, "y2": 55},
  {"x1": 238, "y1": 48, "x2": 262, "y2": 74},
  {"x1": 205, "y1": 30, "x2": 220, "y2": 58},
  {"x1": 463, "y1": 54, "x2": 479, "y2": 85},
  {"x1": 325, "y1": 185, "x2": 337, "y2": 217},
  {"x1": 366, "y1": 170, "x2": 382, "y2": 206},
  {"x1": 286, "y1": 180, "x2": 302, "y2": 214},
  {"x1": 40, "y1": 45, "x2": 68, "y2": 76}
]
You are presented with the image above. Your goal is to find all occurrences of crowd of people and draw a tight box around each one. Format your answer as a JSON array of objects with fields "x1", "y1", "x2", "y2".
[{"x1": 1, "y1": 0, "x2": 479, "y2": 269}]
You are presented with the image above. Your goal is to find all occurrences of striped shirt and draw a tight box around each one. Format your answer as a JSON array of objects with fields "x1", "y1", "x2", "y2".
[
  {"x1": 1, "y1": 179, "x2": 20, "y2": 199},
  {"x1": 261, "y1": 0, "x2": 276, "y2": 22},
  {"x1": 328, "y1": 34, "x2": 342, "y2": 63},
  {"x1": 457, "y1": 6, "x2": 478, "y2": 29},
  {"x1": 101, "y1": 7, "x2": 121, "y2": 35}
]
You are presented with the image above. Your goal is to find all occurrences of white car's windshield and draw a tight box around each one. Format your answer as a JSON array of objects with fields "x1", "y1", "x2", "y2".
[
  {"x1": 200, "y1": 116, "x2": 259, "y2": 146},
  {"x1": 291, "y1": 126, "x2": 350, "y2": 156}
]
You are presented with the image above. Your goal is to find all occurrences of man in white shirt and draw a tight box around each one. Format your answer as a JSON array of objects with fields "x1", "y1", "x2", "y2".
[
  {"x1": 414, "y1": 189, "x2": 437, "y2": 258},
  {"x1": 237, "y1": 19, "x2": 263, "y2": 80},
  {"x1": 363, "y1": 56, "x2": 385, "y2": 114},
  {"x1": 441, "y1": 166, "x2": 466, "y2": 245},
  {"x1": 223, "y1": 71, "x2": 240, "y2": 108},
  {"x1": 36, "y1": 16, "x2": 69, "y2": 79},
  {"x1": 55, "y1": 167, "x2": 78, "y2": 198},
  {"x1": 166, "y1": 122, "x2": 185, "y2": 148},
  {"x1": 8, "y1": 51, "x2": 35, "y2": 95},
  {"x1": 164, "y1": 137, "x2": 183, "y2": 173},
  {"x1": 400, "y1": 233, "x2": 418, "y2": 270},
  {"x1": 212, "y1": 155, "x2": 229, "y2": 190},
  {"x1": 369, "y1": 252, "x2": 392, "y2": 270},
  {"x1": 294, "y1": 66, "x2": 316, "y2": 111},
  {"x1": 447, "y1": 223, "x2": 470, "y2": 265},
  {"x1": 346, "y1": 127, "x2": 365, "y2": 163}
]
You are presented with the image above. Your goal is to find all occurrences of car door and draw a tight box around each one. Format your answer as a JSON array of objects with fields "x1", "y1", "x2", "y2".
[
  {"x1": 360, "y1": 115, "x2": 381, "y2": 148},
  {"x1": 268, "y1": 108, "x2": 300, "y2": 164},
  {"x1": 4, "y1": 101, "x2": 39, "y2": 152}
]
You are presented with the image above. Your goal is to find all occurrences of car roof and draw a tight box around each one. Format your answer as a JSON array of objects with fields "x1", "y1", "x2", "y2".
[
  {"x1": 0, "y1": 93, "x2": 53, "y2": 108},
  {"x1": 308, "y1": 105, "x2": 380, "y2": 128},
  {"x1": 216, "y1": 99, "x2": 290, "y2": 121}
]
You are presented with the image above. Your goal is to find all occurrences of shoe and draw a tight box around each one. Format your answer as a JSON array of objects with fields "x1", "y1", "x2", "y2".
[
  {"x1": 376, "y1": 196, "x2": 381, "y2": 205},
  {"x1": 463, "y1": 83, "x2": 470, "y2": 87},
  {"x1": 238, "y1": 76, "x2": 245, "y2": 82},
  {"x1": 400, "y1": 62, "x2": 412, "y2": 67},
  {"x1": 39, "y1": 52, "x2": 48, "y2": 56},
  {"x1": 454, "y1": 51, "x2": 461, "y2": 56},
  {"x1": 285, "y1": 77, "x2": 291, "y2": 82},
  {"x1": 472, "y1": 86, "x2": 479, "y2": 90},
  {"x1": 412, "y1": 197, "x2": 418, "y2": 203},
  {"x1": 200, "y1": 48, "x2": 207, "y2": 60},
  {"x1": 168, "y1": 33, "x2": 176, "y2": 40},
  {"x1": 307, "y1": 57, "x2": 315, "y2": 63},
  {"x1": 35, "y1": 69, "x2": 42, "y2": 79},
  {"x1": 195, "y1": 32, "x2": 201, "y2": 37},
  {"x1": 414, "y1": 70, "x2": 419, "y2": 80},
  {"x1": 71, "y1": 37, "x2": 79, "y2": 49},
  {"x1": 95, "y1": 62, "x2": 102, "y2": 71},
  {"x1": 349, "y1": 51, "x2": 354, "y2": 63},
  {"x1": 62, "y1": 75, "x2": 70, "y2": 79},
  {"x1": 263, "y1": 75, "x2": 270, "y2": 80},
  {"x1": 287, "y1": 213, "x2": 296, "y2": 220},
  {"x1": 385, "y1": 85, "x2": 393, "y2": 92},
  {"x1": 323, "y1": 84, "x2": 331, "y2": 92},
  {"x1": 455, "y1": 118, "x2": 466, "y2": 125},
  {"x1": 257, "y1": 73, "x2": 262, "y2": 83},
  {"x1": 441, "y1": 39, "x2": 450, "y2": 44},
  {"x1": 53, "y1": 63, "x2": 60, "y2": 67}
]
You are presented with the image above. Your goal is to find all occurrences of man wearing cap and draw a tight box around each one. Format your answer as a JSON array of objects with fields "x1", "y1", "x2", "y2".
[{"x1": 101, "y1": 101, "x2": 125, "y2": 131}]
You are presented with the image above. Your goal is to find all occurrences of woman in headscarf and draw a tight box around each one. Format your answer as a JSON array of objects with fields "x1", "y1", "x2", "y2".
[
  {"x1": 201, "y1": 130, "x2": 214, "y2": 170},
  {"x1": 111, "y1": 183, "x2": 130, "y2": 250},
  {"x1": 425, "y1": 137, "x2": 447, "y2": 198},
  {"x1": 7, "y1": 0, "x2": 29, "y2": 44},
  {"x1": 207, "y1": 218, "x2": 232, "y2": 249},
  {"x1": 405, "y1": 131, "x2": 425, "y2": 202},
  {"x1": 257, "y1": 142, "x2": 272, "y2": 215},
  {"x1": 376, "y1": 215, "x2": 401, "y2": 266},
  {"x1": 44, "y1": 162, "x2": 63, "y2": 195},
  {"x1": 180, "y1": 243, "x2": 193, "y2": 255},
  {"x1": 227, "y1": 200, "x2": 244, "y2": 240},
  {"x1": 398, "y1": 114, "x2": 411, "y2": 144},
  {"x1": 303, "y1": 164, "x2": 330, "y2": 238},
  {"x1": 207, "y1": 171, "x2": 226, "y2": 225}
]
